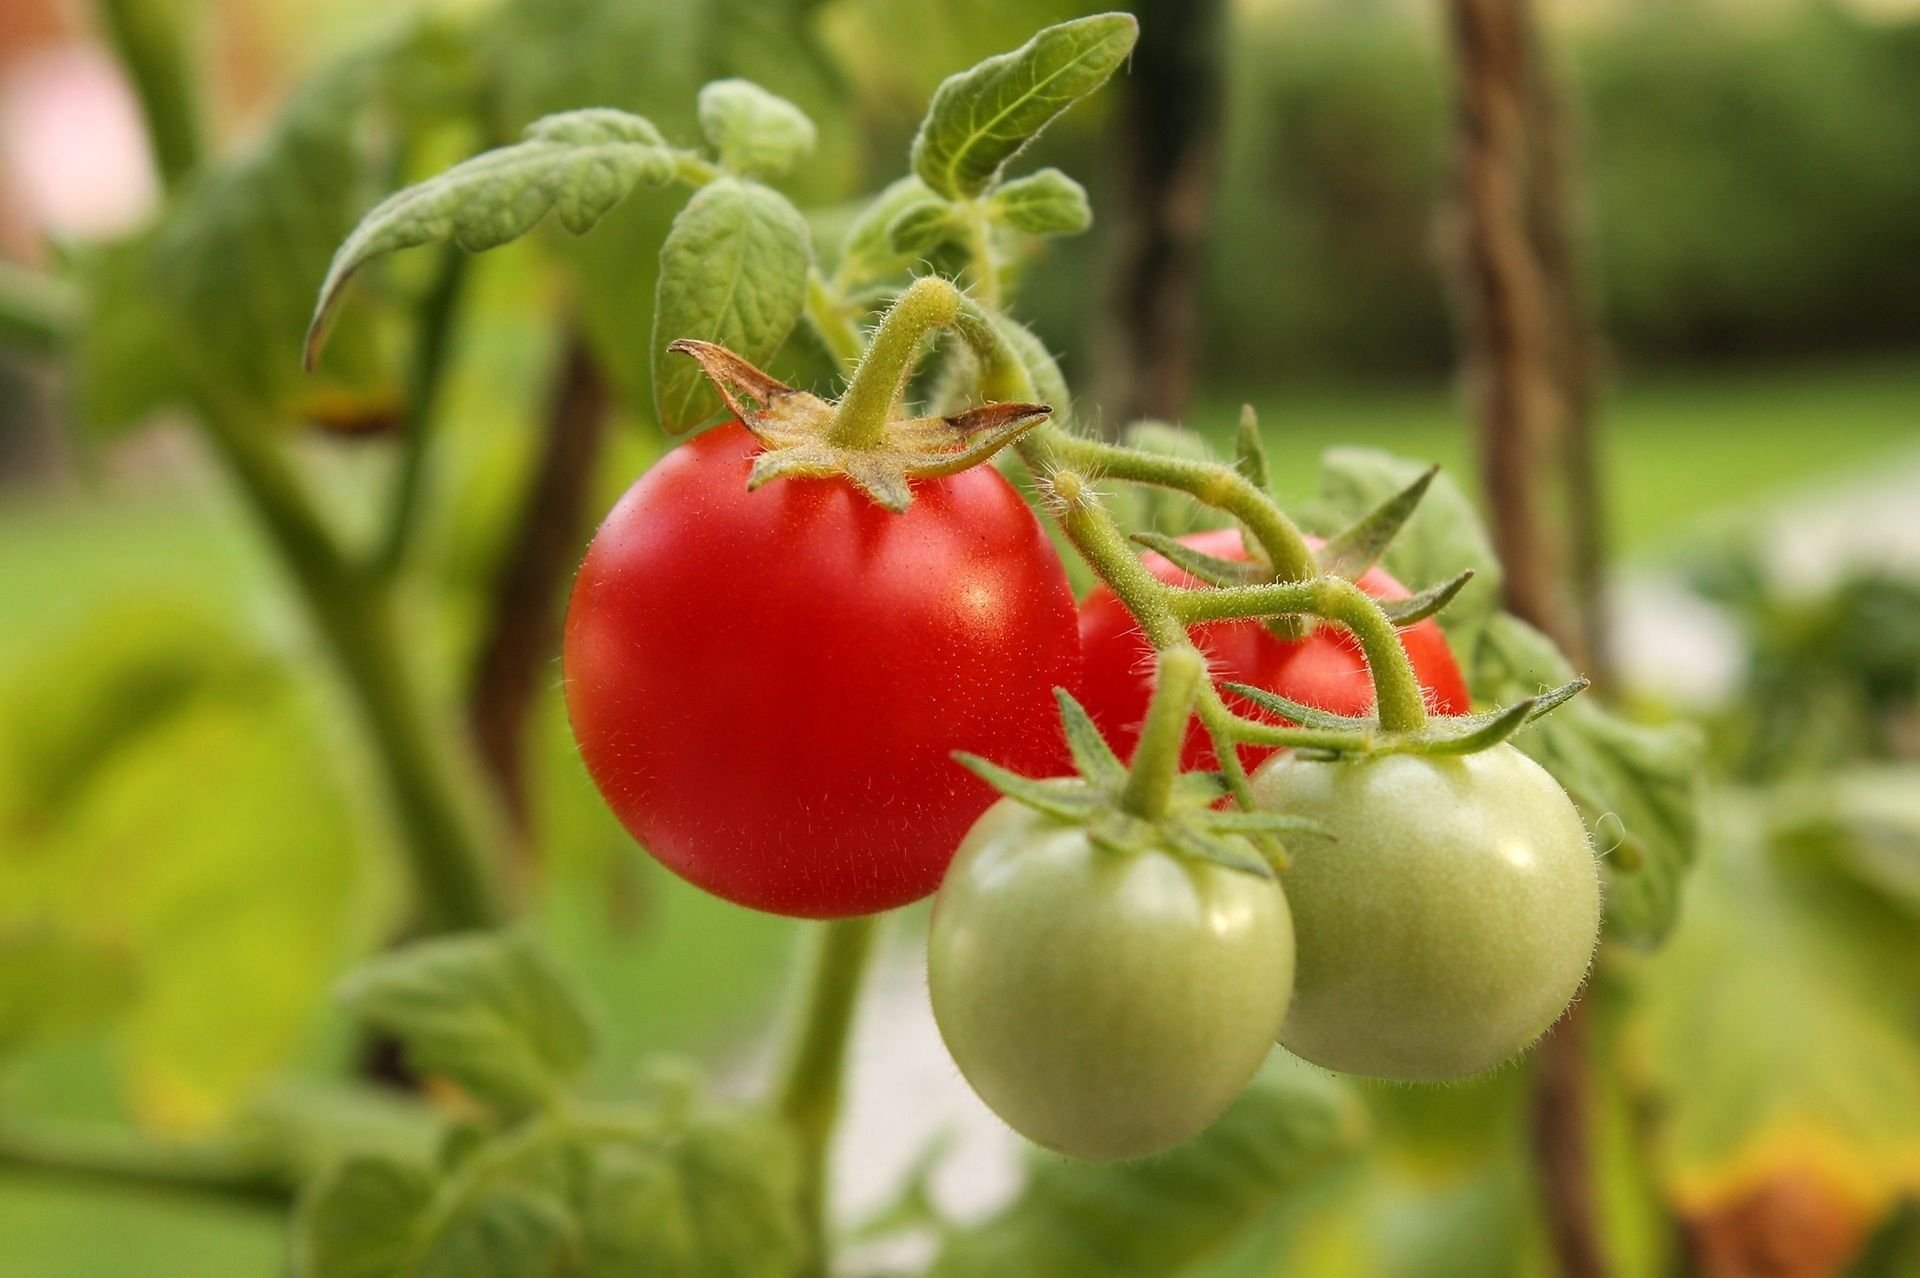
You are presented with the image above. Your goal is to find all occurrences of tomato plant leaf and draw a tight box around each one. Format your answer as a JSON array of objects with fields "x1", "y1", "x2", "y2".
[
  {"x1": 296, "y1": 1154, "x2": 436, "y2": 1278},
  {"x1": 1312, "y1": 449, "x2": 1504, "y2": 655},
  {"x1": 412, "y1": 1185, "x2": 578, "y2": 1278},
  {"x1": 307, "y1": 109, "x2": 678, "y2": 365},
  {"x1": 697, "y1": 79, "x2": 817, "y2": 180},
  {"x1": 988, "y1": 168, "x2": 1093, "y2": 236},
  {"x1": 340, "y1": 933, "x2": 594, "y2": 1122},
  {"x1": 911, "y1": 13, "x2": 1139, "y2": 201},
  {"x1": 886, "y1": 197, "x2": 964, "y2": 256},
  {"x1": 1474, "y1": 612, "x2": 1703, "y2": 945},
  {"x1": 836, "y1": 176, "x2": 944, "y2": 288},
  {"x1": 651, "y1": 177, "x2": 813, "y2": 433},
  {"x1": 927, "y1": 1059, "x2": 1366, "y2": 1277}
]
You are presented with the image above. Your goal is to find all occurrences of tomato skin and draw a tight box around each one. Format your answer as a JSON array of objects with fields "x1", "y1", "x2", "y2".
[
  {"x1": 563, "y1": 423, "x2": 1082, "y2": 918},
  {"x1": 1077, "y1": 528, "x2": 1471, "y2": 769},
  {"x1": 928, "y1": 801, "x2": 1295, "y2": 1161},
  {"x1": 1251, "y1": 744, "x2": 1600, "y2": 1081}
]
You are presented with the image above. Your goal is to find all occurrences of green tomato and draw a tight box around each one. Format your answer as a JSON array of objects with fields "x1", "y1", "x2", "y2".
[
  {"x1": 1250, "y1": 743, "x2": 1600, "y2": 1082},
  {"x1": 928, "y1": 800, "x2": 1295, "y2": 1161}
]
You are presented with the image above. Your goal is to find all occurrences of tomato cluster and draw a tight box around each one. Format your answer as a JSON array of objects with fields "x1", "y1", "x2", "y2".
[{"x1": 565, "y1": 418, "x2": 1602, "y2": 1163}]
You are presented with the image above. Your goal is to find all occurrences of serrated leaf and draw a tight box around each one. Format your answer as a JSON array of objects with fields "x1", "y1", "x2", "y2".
[
  {"x1": 697, "y1": 79, "x2": 816, "y2": 180},
  {"x1": 296, "y1": 1155, "x2": 435, "y2": 1278},
  {"x1": 885, "y1": 197, "x2": 962, "y2": 256},
  {"x1": 341, "y1": 933, "x2": 594, "y2": 1121},
  {"x1": 581, "y1": 1111, "x2": 804, "y2": 1278},
  {"x1": 651, "y1": 178, "x2": 812, "y2": 433},
  {"x1": 1313, "y1": 449, "x2": 1503, "y2": 654},
  {"x1": 1474, "y1": 612, "x2": 1702, "y2": 945},
  {"x1": 929, "y1": 1059, "x2": 1365, "y2": 1277},
  {"x1": 911, "y1": 13, "x2": 1139, "y2": 200},
  {"x1": 308, "y1": 109, "x2": 676, "y2": 363},
  {"x1": 1131, "y1": 532, "x2": 1269, "y2": 589},
  {"x1": 987, "y1": 168, "x2": 1092, "y2": 236}
]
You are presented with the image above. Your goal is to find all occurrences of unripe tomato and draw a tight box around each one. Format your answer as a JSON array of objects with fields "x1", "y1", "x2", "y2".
[
  {"x1": 928, "y1": 801, "x2": 1295, "y2": 1160},
  {"x1": 564, "y1": 423, "x2": 1082, "y2": 918},
  {"x1": 1251, "y1": 744, "x2": 1600, "y2": 1081},
  {"x1": 1077, "y1": 529, "x2": 1470, "y2": 770}
]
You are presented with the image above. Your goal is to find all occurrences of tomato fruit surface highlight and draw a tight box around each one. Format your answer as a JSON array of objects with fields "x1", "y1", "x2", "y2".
[
  {"x1": 928, "y1": 800, "x2": 1295, "y2": 1161},
  {"x1": 1251, "y1": 743, "x2": 1600, "y2": 1081},
  {"x1": 1077, "y1": 528, "x2": 1470, "y2": 769},
  {"x1": 564, "y1": 423, "x2": 1082, "y2": 918}
]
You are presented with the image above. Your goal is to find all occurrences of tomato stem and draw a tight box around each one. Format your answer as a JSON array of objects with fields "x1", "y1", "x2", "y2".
[
  {"x1": 773, "y1": 913, "x2": 882, "y2": 1277},
  {"x1": 804, "y1": 268, "x2": 865, "y2": 376},
  {"x1": 1120, "y1": 647, "x2": 1207, "y2": 820},
  {"x1": 826, "y1": 276, "x2": 961, "y2": 449}
]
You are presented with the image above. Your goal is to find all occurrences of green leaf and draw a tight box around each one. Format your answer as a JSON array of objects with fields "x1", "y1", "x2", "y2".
[
  {"x1": 1313, "y1": 449, "x2": 1503, "y2": 654},
  {"x1": 414, "y1": 1186, "x2": 577, "y2": 1278},
  {"x1": 928, "y1": 1059, "x2": 1365, "y2": 1277},
  {"x1": 580, "y1": 1111, "x2": 805, "y2": 1278},
  {"x1": 697, "y1": 79, "x2": 817, "y2": 180},
  {"x1": 987, "y1": 168, "x2": 1092, "y2": 236},
  {"x1": 296, "y1": 1155, "x2": 435, "y2": 1278},
  {"x1": 1232, "y1": 405, "x2": 1269, "y2": 491},
  {"x1": 308, "y1": 109, "x2": 677, "y2": 363},
  {"x1": 651, "y1": 177, "x2": 812, "y2": 433},
  {"x1": 885, "y1": 196, "x2": 963, "y2": 256},
  {"x1": 836, "y1": 176, "x2": 944, "y2": 286},
  {"x1": 1474, "y1": 612, "x2": 1703, "y2": 945},
  {"x1": 0, "y1": 925, "x2": 136, "y2": 1057},
  {"x1": 1768, "y1": 766, "x2": 1920, "y2": 919},
  {"x1": 341, "y1": 933, "x2": 595, "y2": 1121},
  {"x1": 911, "y1": 13, "x2": 1140, "y2": 200}
]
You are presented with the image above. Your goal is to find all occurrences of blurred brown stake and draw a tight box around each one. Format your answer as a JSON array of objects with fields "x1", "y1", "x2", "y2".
[
  {"x1": 467, "y1": 332, "x2": 611, "y2": 838},
  {"x1": 1443, "y1": 1, "x2": 1612, "y2": 1276},
  {"x1": 1091, "y1": 0, "x2": 1225, "y2": 433}
]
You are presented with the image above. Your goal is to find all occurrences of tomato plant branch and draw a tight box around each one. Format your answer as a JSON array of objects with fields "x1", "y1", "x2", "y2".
[
  {"x1": 0, "y1": 262, "x2": 78, "y2": 356},
  {"x1": 1119, "y1": 647, "x2": 1207, "y2": 819},
  {"x1": 0, "y1": 1119, "x2": 294, "y2": 1207},
  {"x1": 805, "y1": 268, "x2": 865, "y2": 375},
  {"x1": 94, "y1": 0, "x2": 205, "y2": 192},
  {"x1": 774, "y1": 913, "x2": 881, "y2": 1277},
  {"x1": 373, "y1": 247, "x2": 470, "y2": 579},
  {"x1": 827, "y1": 277, "x2": 960, "y2": 448}
]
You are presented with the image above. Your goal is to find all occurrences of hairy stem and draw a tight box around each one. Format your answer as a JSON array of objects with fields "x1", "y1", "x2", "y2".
[
  {"x1": 805, "y1": 269, "x2": 865, "y2": 375},
  {"x1": 1120, "y1": 647, "x2": 1207, "y2": 819},
  {"x1": 774, "y1": 915, "x2": 882, "y2": 1278},
  {"x1": 827, "y1": 277, "x2": 960, "y2": 448},
  {"x1": 94, "y1": 0, "x2": 204, "y2": 192}
]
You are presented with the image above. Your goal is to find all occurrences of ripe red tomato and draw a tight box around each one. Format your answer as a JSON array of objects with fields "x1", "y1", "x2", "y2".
[
  {"x1": 1077, "y1": 528, "x2": 1470, "y2": 770},
  {"x1": 563, "y1": 422, "x2": 1082, "y2": 918}
]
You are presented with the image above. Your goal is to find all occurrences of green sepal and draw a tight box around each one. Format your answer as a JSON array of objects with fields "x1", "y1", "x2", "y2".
[
  {"x1": 1131, "y1": 532, "x2": 1269, "y2": 589},
  {"x1": 1197, "y1": 810, "x2": 1332, "y2": 840},
  {"x1": 1054, "y1": 688, "x2": 1127, "y2": 787},
  {"x1": 1377, "y1": 570, "x2": 1476, "y2": 626},
  {"x1": 1158, "y1": 821, "x2": 1274, "y2": 878},
  {"x1": 1315, "y1": 464, "x2": 1439, "y2": 581},
  {"x1": 1233, "y1": 404, "x2": 1270, "y2": 490},
  {"x1": 953, "y1": 754, "x2": 1103, "y2": 823},
  {"x1": 1221, "y1": 683, "x2": 1371, "y2": 732},
  {"x1": 1221, "y1": 677, "x2": 1590, "y2": 760}
]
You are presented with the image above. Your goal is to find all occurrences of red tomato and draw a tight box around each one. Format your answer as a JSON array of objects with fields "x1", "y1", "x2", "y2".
[
  {"x1": 1077, "y1": 528, "x2": 1470, "y2": 770},
  {"x1": 563, "y1": 423, "x2": 1082, "y2": 918}
]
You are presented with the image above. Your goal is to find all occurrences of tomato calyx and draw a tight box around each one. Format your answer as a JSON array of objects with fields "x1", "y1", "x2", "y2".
[
  {"x1": 668, "y1": 277, "x2": 1050, "y2": 512},
  {"x1": 956, "y1": 657, "x2": 1327, "y2": 879},
  {"x1": 1222, "y1": 673, "x2": 1589, "y2": 760}
]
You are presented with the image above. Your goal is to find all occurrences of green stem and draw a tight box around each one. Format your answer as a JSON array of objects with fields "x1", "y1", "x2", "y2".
[
  {"x1": 0, "y1": 262, "x2": 79, "y2": 355},
  {"x1": 1175, "y1": 577, "x2": 1430, "y2": 732},
  {"x1": 1120, "y1": 647, "x2": 1206, "y2": 819},
  {"x1": 373, "y1": 248, "x2": 469, "y2": 579},
  {"x1": 805, "y1": 269, "x2": 865, "y2": 376},
  {"x1": 0, "y1": 1121, "x2": 292, "y2": 1207},
  {"x1": 197, "y1": 400, "x2": 507, "y2": 932},
  {"x1": 826, "y1": 277, "x2": 960, "y2": 449},
  {"x1": 95, "y1": 0, "x2": 204, "y2": 191},
  {"x1": 775, "y1": 915, "x2": 881, "y2": 1277},
  {"x1": 961, "y1": 206, "x2": 1002, "y2": 309}
]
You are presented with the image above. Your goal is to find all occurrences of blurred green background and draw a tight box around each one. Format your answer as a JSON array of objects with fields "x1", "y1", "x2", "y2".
[{"x1": 1, "y1": 0, "x2": 1917, "y2": 1275}]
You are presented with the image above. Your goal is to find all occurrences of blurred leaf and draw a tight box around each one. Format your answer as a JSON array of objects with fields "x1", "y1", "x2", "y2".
[
  {"x1": 988, "y1": 168, "x2": 1092, "y2": 236},
  {"x1": 0, "y1": 927, "x2": 136, "y2": 1057},
  {"x1": 341, "y1": 933, "x2": 594, "y2": 1122},
  {"x1": 1769, "y1": 767, "x2": 1920, "y2": 920},
  {"x1": 1474, "y1": 612, "x2": 1704, "y2": 946},
  {"x1": 928, "y1": 1059, "x2": 1366, "y2": 1277},
  {"x1": 651, "y1": 178, "x2": 812, "y2": 433},
  {"x1": 885, "y1": 196, "x2": 964, "y2": 256},
  {"x1": 307, "y1": 110, "x2": 678, "y2": 363},
  {"x1": 297, "y1": 1155, "x2": 437, "y2": 1278},
  {"x1": 911, "y1": 14, "x2": 1139, "y2": 200},
  {"x1": 697, "y1": 80, "x2": 817, "y2": 180},
  {"x1": 1310, "y1": 448, "x2": 1502, "y2": 654},
  {"x1": 1630, "y1": 797, "x2": 1920, "y2": 1254}
]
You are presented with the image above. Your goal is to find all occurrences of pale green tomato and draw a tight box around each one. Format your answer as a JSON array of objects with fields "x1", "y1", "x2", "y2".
[
  {"x1": 927, "y1": 801, "x2": 1295, "y2": 1161},
  {"x1": 1251, "y1": 744, "x2": 1600, "y2": 1082}
]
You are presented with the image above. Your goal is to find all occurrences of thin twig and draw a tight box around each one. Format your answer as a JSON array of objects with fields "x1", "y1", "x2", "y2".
[
  {"x1": 0, "y1": 1120, "x2": 294, "y2": 1207},
  {"x1": 466, "y1": 331, "x2": 612, "y2": 833}
]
